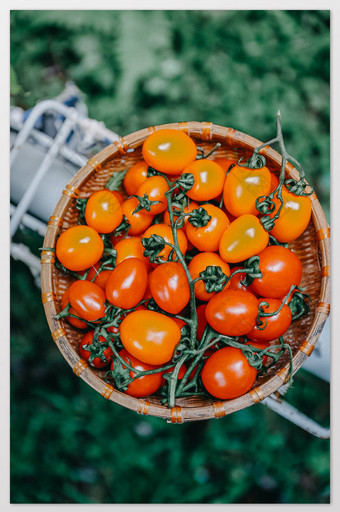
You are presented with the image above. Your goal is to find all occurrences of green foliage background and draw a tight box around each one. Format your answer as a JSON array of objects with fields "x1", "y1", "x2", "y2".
[{"x1": 10, "y1": 10, "x2": 330, "y2": 504}]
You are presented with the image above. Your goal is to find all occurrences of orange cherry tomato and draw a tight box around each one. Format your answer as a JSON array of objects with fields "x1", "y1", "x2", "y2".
[
  {"x1": 122, "y1": 197, "x2": 154, "y2": 235},
  {"x1": 68, "y1": 280, "x2": 106, "y2": 322},
  {"x1": 86, "y1": 262, "x2": 113, "y2": 290},
  {"x1": 105, "y1": 257, "x2": 148, "y2": 309},
  {"x1": 136, "y1": 175, "x2": 169, "y2": 215},
  {"x1": 182, "y1": 159, "x2": 226, "y2": 201},
  {"x1": 120, "y1": 310, "x2": 181, "y2": 365},
  {"x1": 56, "y1": 225, "x2": 104, "y2": 272},
  {"x1": 212, "y1": 157, "x2": 236, "y2": 172},
  {"x1": 85, "y1": 189, "x2": 123, "y2": 234},
  {"x1": 60, "y1": 289, "x2": 87, "y2": 329},
  {"x1": 228, "y1": 266, "x2": 249, "y2": 293},
  {"x1": 142, "y1": 223, "x2": 188, "y2": 263},
  {"x1": 219, "y1": 214, "x2": 269, "y2": 264},
  {"x1": 186, "y1": 203, "x2": 230, "y2": 252},
  {"x1": 113, "y1": 349, "x2": 163, "y2": 397},
  {"x1": 247, "y1": 298, "x2": 292, "y2": 342},
  {"x1": 111, "y1": 190, "x2": 124, "y2": 205},
  {"x1": 149, "y1": 261, "x2": 190, "y2": 314},
  {"x1": 79, "y1": 331, "x2": 113, "y2": 369},
  {"x1": 163, "y1": 200, "x2": 199, "y2": 229},
  {"x1": 123, "y1": 161, "x2": 149, "y2": 196},
  {"x1": 188, "y1": 252, "x2": 230, "y2": 301},
  {"x1": 142, "y1": 129, "x2": 197, "y2": 175},
  {"x1": 114, "y1": 236, "x2": 151, "y2": 269},
  {"x1": 223, "y1": 164, "x2": 271, "y2": 217}
]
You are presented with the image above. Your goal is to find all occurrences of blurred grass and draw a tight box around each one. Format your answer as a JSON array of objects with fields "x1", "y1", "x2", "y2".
[{"x1": 10, "y1": 10, "x2": 330, "y2": 504}]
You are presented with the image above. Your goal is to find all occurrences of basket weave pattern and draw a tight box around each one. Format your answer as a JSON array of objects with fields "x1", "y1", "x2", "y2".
[{"x1": 41, "y1": 122, "x2": 330, "y2": 423}]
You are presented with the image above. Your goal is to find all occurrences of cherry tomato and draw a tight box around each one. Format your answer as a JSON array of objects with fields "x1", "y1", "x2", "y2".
[
  {"x1": 212, "y1": 157, "x2": 236, "y2": 172},
  {"x1": 250, "y1": 245, "x2": 302, "y2": 299},
  {"x1": 244, "y1": 340, "x2": 271, "y2": 364},
  {"x1": 247, "y1": 298, "x2": 292, "y2": 342},
  {"x1": 56, "y1": 225, "x2": 104, "y2": 271},
  {"x1": 86, "y1": 262, "x2": 112, "y2": 290},
  {"x1": 149, "y1": 261, "x2": 190, "y2": 314},
  {"x1": 201, "y1": 347, "x2": 257, "y2": 399},
  {"x1": 196, "y1": 304, "x2": 208, "y2": 341},
  {"x1": 182, "y1": 159, "x2": 226, "y2": 201},
  {"x1": 223, "y1": 164, "x2": 271, "y2": 217},
  {"x1": 188, "y1": 252, "x2": 230, "y2": 301},
  {"x1": 186, "y1": 203, "x2": 230, "y2": 252},
  {"x1": 205, "y1": 289, "x2": 258, "y2": 336},
  {"x1": 114, "y1": 236, "x2": 151, "y2": 269},
  {"x1": 105, "y1": 257, "x2": 148, "y2": 309},
  {"x1": 142, "y1": 129, "x2": 197, "y2": 175},
  {"x1": 123, "y1": 161, "x2": 149, "y2": 196},
  {"x1": 106, "y1": 305, "x2": 146, "y2": 335},
  {"x1": 60, "y1": 289, "x2": 87, "y2": 329},
  {"x1": 142, "y1": 223, "x2": 188, "y2": 263},
  {"x1": 163, "y1": 200, "x2": 199, "y2": 229},
  {"x1": 136, "y1": 175, "x2": 169, "y2": 215},
  {"x1": 111, "y1": 190, "x2": 124, "y2": 205},
  {"x1": 79, "y1": 331, "x2": 113, "y2": 369},
  {"x1": 122, "y1": 197, "x2": 154, "y2": 235},
  {"x1": 120, "y1": 310, "x2": 181, "y2": 365},
  {"x1": 85, "y1": 189, "x2": 123, "y2": 234},
  {"x1": 68, "y1": 280, "x2": 106, "y2": 322},
  {"x1": 219, "y1": 214, "x2": 269, "y2": 264},
  {"x1": 162, "y1": 362, "x2": 188, "y2": 387},
  {"x1": 113, "y1": 349, "x2": 163, "y2": 397},
  {"x1": 228, "y1": 267, "x2": 249, "y2": 293}
]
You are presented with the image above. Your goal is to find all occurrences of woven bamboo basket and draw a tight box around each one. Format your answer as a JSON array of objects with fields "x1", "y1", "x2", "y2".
[{"x1": 41, "y1": 121, "x2": 330, "y2": 423}]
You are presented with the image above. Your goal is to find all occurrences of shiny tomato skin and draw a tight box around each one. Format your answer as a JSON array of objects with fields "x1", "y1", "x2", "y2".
[
  {"x1": 247, "y1": 298, "x2": 292, "y2": 342},
  {"x1": 123, "y1": 161, "x2": 149, "y2": 196},
  {"x1": 56, "y1": 225, "x2": 104, "y2": 272},
  {"x1": 120, "y1": 310, "x2": 181, "y2": 365},
  {"x1": 68, "y1": 280, "x2": 106, "y2": 322},
  {"x1": 105, "y1": 258, "x2": 148, "y2": 309},
  {"x1": 114, "y1": 236, "x2": 151, "y2": 269},
  {"x1": 122, "y1": 197, "x2": 154, "y2": 235},
  {"x1": 163, "y1": 200, "x2": 200, "y2": 229},
  {"x1": 201, "y1": 347, "x2": 257, "y2": 399},
  {"x1": 114, "y1": 349, "x2": 163, "y2": 397},
  {"x1": 85, "y1": 189, "x2": 123, "y2": 234},
  {"x1": 142, "y1": 223, "x2": 188, "y2": 263},
  {"x1": 186, "y1": 203, "x2": 230, "y2": 252},
  {"x1": 79, "y1": 331, "x2": 113, "y2": 368},
  {"x1": 188, "y1": 252, "x2": 231, "y2": 301},
  {"x1": 182, "y1": 159, "x2": 226, "y2": 201},
  {"x1": 219, "y1": 214, "x2": 269, "y2": 264},
  {"x1": 205, "y1": 289, "x2": 258, "y2": 336},
  {"x1": 136, "y1": 175, "x2": 169, "y2": 215},
  {"x1": 250, "y1": 245, "x2": 302, "y2": 299},
  {"x1": 60, "y1": 289, "x2": 87, "y2": 329},
  {"x1": 149, "y1": 262, "x2": 190, "y2": 314},
  {"x1": 86, "y1": 262, "x2": 112, "y2": 290},
  {"x1": 142, "y1": 129, "x2": 197, "y2": 175},
  {"x1": 223, "y1": 165, "x2": 271, "y2": 217}
]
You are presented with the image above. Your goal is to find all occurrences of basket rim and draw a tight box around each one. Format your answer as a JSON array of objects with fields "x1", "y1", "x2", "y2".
[{"x1": 41, "y1": 121, "x2": 330, "y2": 422}]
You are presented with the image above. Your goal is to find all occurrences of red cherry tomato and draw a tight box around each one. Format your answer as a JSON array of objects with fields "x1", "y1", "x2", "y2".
[
  {"x1": 228, "y1": 267, "x2": 249, "y2": 293},
  {"x1": 149, "y1": 261, "x2": 190, "y2": 314},
  {"x1": 60, "y1": 289, "x2": 87, "y2": 329},
  {"x1": 142, "y1": 129, "x2": 197, "y2": 175},
  {"x1": 186, "y1": 203, "x2": 230, "y2": 252},
  {"x1": 136, "y1": 175, "x2": 169, "y2": 215},
  {"x1": 205, "y1": 289, "x2": 258, "y2": 336},
  {"x1": 120, "y1": 310, "x2": 181, "y2": 365},
  {"x1": 79, "y1": 331, "x2": 113, "y2": 368},
  {"x1": 201, "y1": 346, "x2": 257, "y2": 399},
  {"x1": 105, "y1": 258, "x2": 148, "y2": 309},
  {"x1": 188, "y1": 251, "x2": 230, "y2": 301},
  {"x1": 142, "y1": 223, "x2": 188, "y2": 263},
  {"x1": 196, "y1": 304, "x2": 208, "y2": 341},
  {"x1": 68, "y1": 280, "x2": 106, "y2": 322},
  {"x1": 85, "y1": 189, "x2": 123, "y2": 234},
  {"x1": 250, "y1": 245, "x2": 302, "y2": 299},
  {"x1": 182, "y1": 159, "x2": 226, "y2": 201},
  {"x1": 123, "y1": 161, "x2": 149, "y2": 196},
  {"x1": 113, "y1": 349, "x2": 163, "y2": 397},
  {"x1": 122, "y1": 197, "x2": 154, "y2": 235},
  {"x1": 247, "y1": 298, "x2": 292, "y2": 342},
  {"x1": 56, "y1": 225, "x2": 104, "y2": 271}
]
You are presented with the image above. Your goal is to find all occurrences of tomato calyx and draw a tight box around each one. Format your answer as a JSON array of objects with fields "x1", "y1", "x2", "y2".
[
  {"x1": 284, "y1": 177, "x2": 313, "y2": 197},
  {"x1": 131, "y1": 193, "x2": 161, "y2": 214},
  {"x1": 186, "y1": 207, "x2": 212, "y2": 228},
  {"x1": 197, "y1": 265, "x2": 229, "y2": 294},
  {"x1": 287, "y1": 287, "x2": 311, "y2": 320}
]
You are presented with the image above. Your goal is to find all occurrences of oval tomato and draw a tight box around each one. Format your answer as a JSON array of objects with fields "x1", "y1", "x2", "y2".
[
  {"x1": 247, "y1": 298, "x2": 292, "y2": 342},
  {"x1": 114, "y1": 236, "x2": 151, "y2": 269},
  {"x1": 205, "y1": 289, "x2": 258, "y2": 336},
  {"x1": 68, "y1": 280, "x2": 106, "y2": 322},
  {"x1": 142, "y1": 223, "x2": 188, "y2": 263},
  {"x1": 60, "y1": 289, "x2": 87, "y2": 329},
  {"x1": 85, "y1": 189, "x2": 123, "y2": 234},
  {"x1": 105, "y1": 257, "x2": 148, "y2": 309},
  {"x1": 136, "y1": 175, "x2": 169, "y2": 215},
  {"x1": 219, "y1": 214, "x2": 269, "y2": 264},
  {"x1": 113, "y1": 349, "x2": 163, "y2": 397},
  {"x1": 79, "y1": 331, "x2": 113, "y2": 368},
  {"x1": 182, "y1": 159, "x2": 226, "y2": 201},
  {"x1": 120, "y1": 310, "x2": 181, "y2": 365},
  {"x1": 123, "y1": 160, "x2": 149, "y2": 196},
  {"x1": 186, "y1": 203, "x2": 230, "y2": 252},
  {"x1": 201, "y1": 346, "x2": 257, "y2": 399},
  {"x1": 56, "y1": 225, "x2": 104, "y2": 271},
  {"x1": 188, "y1": 251, "x2": 230, "y2": 301},
  {"x1": 250, "y1": 245, "x2": 302, "y2": 298},
  {"x1": 122, "y1": 197, "x2": 154, "y2": 235},
  {"x1": 149, "y1": 261, "x2": 190, "y2": 314},
  {"x1": 142, "y1": 129, "x2": 197, "y2": 175}
]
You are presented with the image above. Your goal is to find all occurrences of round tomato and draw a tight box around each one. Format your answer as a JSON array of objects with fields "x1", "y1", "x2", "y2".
[
  {"x1": 149, "y1": 261, "x2": 190, "y2": 314},
  {"x1": 105, "y1": 257, "x2": 148, "y2": 309},
  {"x1": 60, "y1": 289, "x2": 87, "y2": 329},
  {"x1": 219, "y1": 214, "x2": 269, "y2": 264},
  {"x1": 182, "y1": 159, "x2": 226, "y2": 201},
  {"x1": 136, "y1": 175, "x2": 169, "y2": 215},
  {"x1": 85, "y1": 189, "x2": 123, "y2": 234},
  {"x1": 123, "y1": 160, "x2": 149, "y2": 196},
  {"x1": 114, "y1": 236, "x2": 150, "y2": 269},
  {"x1": 163, "y1": 200, "x2": 199, "y2": 229},
  {"x1": 113, "y1": 349, "x2": 163, "y2": 397},
  {"x1": 228, "y1": 266, "x2": 249, "y2": 293},
  {"x1": 212, "y1": 157, "x2": 236, "y2": 172},
  {"x1": 205, "y1": 289, "x2": 258, "y2": 336},
  {"x1": 142, "y1": 223, "x2": 188, "y2": 263},
  {"x1": 188, "y1": 252, "x2": 230, "y2": 301},
  {"x1": 142, "y1": 129, "x2": 197, "y2": 175},
  {"x1": 68, "y1": 280, "x2": 106, "y2": 322},
  {"x1": 56, "y1": 225, "x2": 104, "y2": 271},
  {"x1": 201, "y1": 347, "x2": 257, "y2": 399},
  {"x1": 186, "y1": 203, "x2": 230, "y2": 252},
  {"x1": 250, "y1": 245, "x2": 302, "y2": 298},
  {"x1": 120, "y1": 310, "x2": 181, "y2": 365},
  {"x1": 247, "y1": 298, "x2": 292, "y2": 342},
  {"x1": 79, "y1": 331, "x2": 113, "y2": 368},
  {"x1": 122, "y1": 197, "x2": 154, "y2": 235},
  {"x1": 223, "y1": 164, "x2": 271, "y2": 217},
  {"x1": 86, "y1": 262, "x2": 112, "y2": 290}
]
